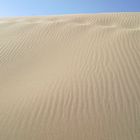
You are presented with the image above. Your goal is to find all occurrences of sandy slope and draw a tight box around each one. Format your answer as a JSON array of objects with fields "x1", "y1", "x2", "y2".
[{"x1": 0, "y1": 13, "x2": 140, "y2": 140}]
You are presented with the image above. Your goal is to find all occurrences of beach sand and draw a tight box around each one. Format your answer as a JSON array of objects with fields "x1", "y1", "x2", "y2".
[{"x1": 0, "y1": 13, "x2": 140, "y2": 140}]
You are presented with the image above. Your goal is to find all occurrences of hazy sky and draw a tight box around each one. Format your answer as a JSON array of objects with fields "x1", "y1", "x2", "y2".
[{"x1": 0, "y1": 0, "x2": 140, "y2": 17}]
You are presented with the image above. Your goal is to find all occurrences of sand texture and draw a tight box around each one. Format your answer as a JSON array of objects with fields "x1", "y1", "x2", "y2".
[{"x1": 0, "y1": 13, "x2": 140, "y2": 140}]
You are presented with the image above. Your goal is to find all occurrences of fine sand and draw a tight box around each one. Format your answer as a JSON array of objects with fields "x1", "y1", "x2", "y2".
[{"x1": 0, "y1": 13, "x2": 140, "y2": 140}]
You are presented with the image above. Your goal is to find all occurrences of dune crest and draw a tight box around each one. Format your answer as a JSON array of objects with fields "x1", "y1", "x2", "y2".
[{"x1": 0, "y1": 13, "x2": 140, "y2": 140}]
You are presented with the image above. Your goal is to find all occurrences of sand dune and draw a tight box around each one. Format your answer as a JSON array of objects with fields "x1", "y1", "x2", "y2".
[{"x1": 0, "y1": 13, "x2": 140, "y2": 140}]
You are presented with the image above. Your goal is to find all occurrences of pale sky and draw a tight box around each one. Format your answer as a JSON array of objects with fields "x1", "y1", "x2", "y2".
[{"x1": 0, "y1": 0, "x2": 140, "y2": 17}]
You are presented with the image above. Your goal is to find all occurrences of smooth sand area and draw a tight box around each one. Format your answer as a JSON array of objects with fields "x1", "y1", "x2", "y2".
[{"x1": 0, "y1": 13, "x2": 140, "y2": 140}]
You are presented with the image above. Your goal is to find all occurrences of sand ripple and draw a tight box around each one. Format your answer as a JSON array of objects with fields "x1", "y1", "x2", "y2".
[{"x1": 0, "y1": 13, "x2": 140, "y2": 140}]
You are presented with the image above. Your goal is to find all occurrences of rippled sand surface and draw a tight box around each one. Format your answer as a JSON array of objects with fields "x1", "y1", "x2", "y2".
[{"x1": 0, "y1": 13, "x2": 140, "y2": 140}]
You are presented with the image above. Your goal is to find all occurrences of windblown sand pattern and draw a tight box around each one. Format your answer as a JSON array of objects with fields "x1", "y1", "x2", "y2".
[{"x1": 0, "y1": 13, "x2": 140, "y2": 140}]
